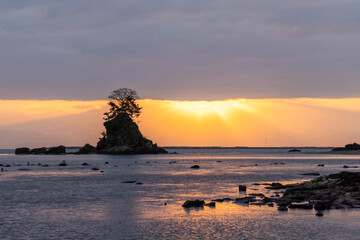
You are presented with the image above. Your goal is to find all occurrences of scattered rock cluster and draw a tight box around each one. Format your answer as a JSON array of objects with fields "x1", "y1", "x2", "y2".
[
  {"x1": 182, "y1": 171, "x2": 360, "y2": 217},
  {"x1": 15, "y1": 146, "x2": 66, "y2": 155},
  {"x1": 281, "y1": 171, "x2": 360, "y2": 210}
]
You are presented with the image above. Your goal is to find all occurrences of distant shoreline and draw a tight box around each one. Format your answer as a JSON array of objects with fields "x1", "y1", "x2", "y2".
[
  {"x1": 164, "y1": 146, "x2": 334, "y2": 149},
  {"x1": 316, "y1": 150, "x2": 360, "y2": 155}
]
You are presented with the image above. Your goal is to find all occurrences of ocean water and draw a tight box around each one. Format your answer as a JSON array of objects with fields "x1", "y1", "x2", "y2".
[{"x1": 1, "y1": 148, "x2": 360, "y2": 240}]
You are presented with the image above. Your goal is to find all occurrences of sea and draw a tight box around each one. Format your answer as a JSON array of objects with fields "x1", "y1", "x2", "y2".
[{"x1": 1, "y1": 147, "x2": 360, "y2": 240}]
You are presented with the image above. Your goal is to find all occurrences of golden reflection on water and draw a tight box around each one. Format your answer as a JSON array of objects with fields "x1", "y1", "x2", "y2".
[{"x1": 138, "y1": 201, "x2": 278, "y2": 220}]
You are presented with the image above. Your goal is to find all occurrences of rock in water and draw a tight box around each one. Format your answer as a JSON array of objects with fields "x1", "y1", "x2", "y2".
[
  {"x1": 76, "y1": 144, "x2": 96, "y2": 154},
  {"x1": 96, "y1": 113, "x2": 167, "y2": 155},
  {"x1": 190, "y1": 165, "x2": 200, "y2": 169},
  {"x1": 316, "y1": 211, "x2": 324, "y2": 217},
  {"x1": 47, "y1": 145, "x2": 66, "y2": 154},
  {"x1": 182, "y1": 200, "x2": 205, "y2": 208},
  {"x1": 15, "y1": 148, "x2": 30, "y2": 154},
  {"x1": 58, "y1": 161, "x2": 67, "y2": 166},
  {"x1": 238, "y1": 185, "x2": 247, "y2": 191},
  {"x1": 30, "y1": 147, "x2": 47, "y2": 154}
]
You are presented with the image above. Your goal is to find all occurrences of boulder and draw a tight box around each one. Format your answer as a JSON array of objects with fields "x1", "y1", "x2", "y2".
[
  {"x1": 47, "y1": 145, "x2": 66, "y2": 154},
  {"x1": 182, "y1": 200, "x2": 205, "y2": 208},
  {"x1": 234, "y1": 196, "x2": 256, "y2": 204},
  {"x1": 58, "y1": 161, "x2": 67, "y2": 166},
  {"x1": 15, "y1": 147, "x2": 30, "y2": 155},
  {"x1": 288, "y1": 203, "x2": 313, "y2": 209},
  {"x1": 332, "y1": 142, "x2": 360, "y2": 151},
  {"x1": 96, "y1": 113, "x2": 167, "y2": 155},
  {"x1": 204, "y1": 202, "x2": 216, "y2": 207},
  {"x1": 76, "y1": 144, "x2": 96, "y2": 154},
  {"x1": 30, "y1": 147, "x2": 47, "y2": 154},
  {"x1": 316, "y1": 211, "x2": 324, "y2": 217}
]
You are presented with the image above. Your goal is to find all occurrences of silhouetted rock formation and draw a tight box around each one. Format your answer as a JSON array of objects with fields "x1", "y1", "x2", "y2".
[
  {"x1": 332, "y1": 142, "x2": 360, "y2": 151},
  {"x1": 280, "y1": 171, "x2": 360, "y2": 209},
  {"x1": 96, "y1": 113, "x2": 167, "y2": 154},
  {"x1": 30, "y1": 147, "x2": 47, "y2": 154},
  {"x1": 15, "y1": 146, "x2": 66, "y2": 155},
  {"x1": 47, "y1": 145, "x2": 66, "y2": 154},
  {"x1": 76, "y1": 144, "x2": 96, "y2": 154},
  {"x1": 15, "y1": 147, "x2": 30, "y2": 154}
]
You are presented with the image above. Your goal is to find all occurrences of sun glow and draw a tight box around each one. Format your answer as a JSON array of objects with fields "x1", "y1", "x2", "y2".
[
  {"x1": 163, "y1": 100, "x2": 255, "y2": 118},
  {"x1": 2, "y1": 98, "x2": 360, "y2": 148}
]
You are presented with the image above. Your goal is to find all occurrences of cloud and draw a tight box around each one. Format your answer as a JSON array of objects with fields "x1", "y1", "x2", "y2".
[{"x1": 1, "y1": 1, "x2": 360, "y2": 100}]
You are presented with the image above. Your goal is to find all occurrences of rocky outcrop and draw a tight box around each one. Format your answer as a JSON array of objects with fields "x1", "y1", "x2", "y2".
[
  {"x1": 30, "y1": 147, "x2": 47, "y2": 154},
  {"x1": 96, "y1": 113, "x2": 167, "y2": 154},
  {"x1": 15, "y1": 147, "x2": 30, "y2": 154},
  {"x1": 15, "y1": 146, "x2": 66, "y2": 155},
  {"x1": 280, "y1": 171, "x2": 360, "y2": 209},
  {"x1": 76, "y1": 144, "x2": 97, "y2": 154},
  {"x1": 47, "y1": 145, "x2": 66, "y2": 154},
  {"x1": 332, "y1": 142, "x2": 360, "y2": 151}
]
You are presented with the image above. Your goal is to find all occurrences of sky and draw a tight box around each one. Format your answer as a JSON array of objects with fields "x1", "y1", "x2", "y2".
[
  {"x1": 2, "y1": 1, "x2": 360, "y2": 147},
  {"x1": 1, "y1": 0, "x2": 360, "y2": 100}
]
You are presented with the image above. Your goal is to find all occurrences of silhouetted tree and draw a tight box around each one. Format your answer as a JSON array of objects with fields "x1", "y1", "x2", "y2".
[{"x1": 104, "y1": 88, "x2": 142, "y2": 120}]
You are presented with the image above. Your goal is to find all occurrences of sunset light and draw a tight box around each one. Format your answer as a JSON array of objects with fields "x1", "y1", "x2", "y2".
[{"x1": 2, "y1": 98, "x2": 360, "y2": 148}]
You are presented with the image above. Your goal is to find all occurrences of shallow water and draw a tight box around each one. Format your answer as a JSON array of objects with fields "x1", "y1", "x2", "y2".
[{"x1": 1, "y1": 148, "x2": 360, "y2": 239}]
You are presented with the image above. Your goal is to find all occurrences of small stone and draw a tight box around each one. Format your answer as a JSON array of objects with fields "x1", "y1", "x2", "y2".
[
  {"x1": 58, "y1": 161, "x2": 67, "y2": 166},
  {"x1": 316, "y1": 211, "x2": 324, "y2": 217},
  {"x1": 122, "y1": 180, "x2": 137, "y2": 183},
  {"x1": 239, "y1": 185, "x2": 247, "y2": 191}
]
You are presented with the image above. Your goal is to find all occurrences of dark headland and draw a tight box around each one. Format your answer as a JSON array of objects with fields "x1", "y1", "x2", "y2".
[
  {"x1": 15, "y1": 113, "x2": 167, "y2": 155},
  {"x1": 15, "y1": 88, "x2": 167, "y2": 155}
]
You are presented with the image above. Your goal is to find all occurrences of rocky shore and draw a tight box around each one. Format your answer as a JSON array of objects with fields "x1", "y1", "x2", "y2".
[{"x1": 182, "y1": 171, "x2": 360, "y2": 216}]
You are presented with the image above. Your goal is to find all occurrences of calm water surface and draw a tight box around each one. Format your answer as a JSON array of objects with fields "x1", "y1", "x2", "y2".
[{"x1": 1, "y1": 148, "x2": 360, "y2": 239}]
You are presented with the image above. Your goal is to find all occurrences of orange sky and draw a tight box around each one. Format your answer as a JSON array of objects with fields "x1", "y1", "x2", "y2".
[{"x1": 1, "y1": 98, "x2": 360, "y2": 148}]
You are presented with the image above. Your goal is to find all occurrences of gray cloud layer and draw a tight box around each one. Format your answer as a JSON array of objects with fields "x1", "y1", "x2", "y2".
[{"x1": 1, "y1": 0, "x2": 360, "y2": 100}]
